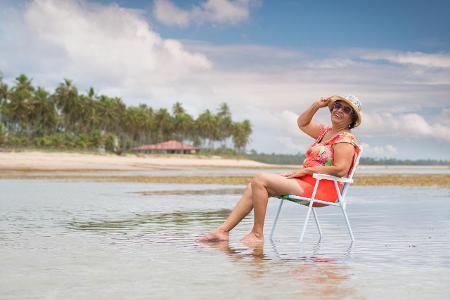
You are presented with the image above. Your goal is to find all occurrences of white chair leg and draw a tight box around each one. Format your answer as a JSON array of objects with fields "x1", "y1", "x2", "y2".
[
  {"x1": 299, "y1": 202, "x2": 313, "y2": 243},
  {"x1": 340, "y1": 204, "x2": 355, "y2": 241},
  {"x1": 270, "y1": 198, "x2": 284, "y2": 240},
  {"x1": 312, "y1": 208, "x2": 322, "y2": 240},
  {"x1": 300, "y1": 181, "x2": 320, "y2": 243}
]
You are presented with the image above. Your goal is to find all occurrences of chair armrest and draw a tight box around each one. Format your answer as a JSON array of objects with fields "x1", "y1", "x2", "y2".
[{"x1": 312, "y1": 173, "x2": 353, "y2": 183}]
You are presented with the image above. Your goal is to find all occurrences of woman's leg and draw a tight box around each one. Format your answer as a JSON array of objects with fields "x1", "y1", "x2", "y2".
[
  {"x1": 241, "y1": 173, "x2": 304, "y2": 244},
  {"x1": 199, "y1": 173, "x2": 303, "y2": 243},
  {"x1": 198, "y1": 182, "x2": 254, "y2": 242}
]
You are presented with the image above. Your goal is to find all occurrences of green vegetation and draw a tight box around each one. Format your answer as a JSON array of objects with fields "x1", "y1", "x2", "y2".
[
  {"x1": 1, "y1": 73, "x2": 447, "y2": 166},
  {"x1": 1, "y1": 173, "x2": 449, "y2": 188},
  {"x1": 245, "y1": 150, "x2": 449, "y2": 166},
  {"x1": 359, "y1": 157, "x2": 449, "y2": 166},
  {"x1": 245, "y1": 150, "x2": 305, "y2": 165},
  {"x1": 0, "y1": 74, "x2": 252, "y2": 153}
]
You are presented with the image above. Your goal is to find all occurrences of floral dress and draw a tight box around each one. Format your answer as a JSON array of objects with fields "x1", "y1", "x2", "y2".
[{"x1": 303, "y1": 124, "x2": 360, "y2": 173}]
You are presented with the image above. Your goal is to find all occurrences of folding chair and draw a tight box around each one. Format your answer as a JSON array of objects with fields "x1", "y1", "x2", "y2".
[{"x1": 270, "y1": 147, "x2": 363, "y2": 243}]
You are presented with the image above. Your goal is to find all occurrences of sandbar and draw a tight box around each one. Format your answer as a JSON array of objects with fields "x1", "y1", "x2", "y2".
[{"x1": 0, "y1": 151, "x2": 272, "y2": 171}]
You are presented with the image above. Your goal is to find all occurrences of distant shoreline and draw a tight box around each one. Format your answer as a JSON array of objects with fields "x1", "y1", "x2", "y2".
[
  {"x1": 0, "y1": 151, "x2": 448, "y2": 171},
  {"x1": 0, "y1": 150, "x2": 274, "y2": 171},
  {"x1": 1, "y1": 172, "x2": 449, "y2": 188},
  {"x1": 0, "y1": 151, "x2": 449, "y2": 188}
]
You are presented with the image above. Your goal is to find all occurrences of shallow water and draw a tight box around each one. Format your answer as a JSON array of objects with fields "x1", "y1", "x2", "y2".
[
  {"x1": 1, "y1": 179, "x2": 449, "y2": 299},
  {"x1": 24, "y1": 164, "x2": 450, "y2": 178}
]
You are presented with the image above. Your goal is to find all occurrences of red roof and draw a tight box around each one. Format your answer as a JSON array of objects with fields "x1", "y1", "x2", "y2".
[{"x1": 133, "y1": 140, "x2": 198, "y2": 151}]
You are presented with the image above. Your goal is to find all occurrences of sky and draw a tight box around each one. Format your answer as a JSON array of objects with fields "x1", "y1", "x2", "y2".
[{"x1": 0, "y1": 0, "x2": 449, "y2": 160}]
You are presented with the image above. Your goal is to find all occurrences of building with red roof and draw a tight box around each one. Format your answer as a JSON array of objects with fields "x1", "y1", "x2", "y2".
[{"x1": 132, "y1": 140, "x2": 198, "y2": 154}]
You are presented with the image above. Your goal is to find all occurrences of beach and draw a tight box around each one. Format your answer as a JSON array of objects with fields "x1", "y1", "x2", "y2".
[
  {"x1": 1, "y1": 151, "x2": 449, "y2": 187},
  {"x1": 0, "y1": 151, "x2": 271, "y2": 171}
]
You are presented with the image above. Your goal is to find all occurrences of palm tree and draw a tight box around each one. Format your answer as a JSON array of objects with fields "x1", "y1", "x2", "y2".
[
  {"x1": 0, "y1": 76, "x2": 9, "y2": 128},
  {"x1": 124, "y1": 105, "x2": 153, "y2": 145},
  {"x1": 142, "y1": 104, "x2": 155, "y2": 144},
  {"x1": 216, "y1": 103, "x2": 233, "y2": 147},
  {"x1": 30, "y1": 87, "x2": 57, "y2": 136},
  {"x1": 0, "y1": 76, "x2": 8, "y2": 105},
  {"x1": 232, "y1": 120, "x2": 252, "y2": 153},
  {"x1": 195, "y1": 109, "x2": 218, "y2": 148},
  {"x1": 6, "y1": 74, "x2": 35, "y2": 135},
  {"x1": 154, "y1": 108, "x2": 174, "y2": 142},
  {"x1": 77, "y1": 93, "x2": 98, "y2": 134},
  {"x1": 172, "y1": 102, "x2": 185, "y2": 115},
  {"x1": 172, "y1": 102, "x2": 194, "y2": 142},
  {"x1": 53, "y1": 79, "x2": 79, "y2": 132},
  {"x1": 97, "y1": 95, "x2": 126, "y2": 133}
]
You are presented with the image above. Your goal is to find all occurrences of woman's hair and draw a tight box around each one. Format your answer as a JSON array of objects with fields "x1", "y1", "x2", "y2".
[{"x1": 349, "y1": 111, "x2": 357, "y2": 129}]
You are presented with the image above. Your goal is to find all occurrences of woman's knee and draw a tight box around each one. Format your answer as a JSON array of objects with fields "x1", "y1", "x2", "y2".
[
  {"x1": 243, "y1": 182, "x2": 252, "y2": 195},
  {"x1": 251, "y1": 173, "x2": 267, "y2": 188}
]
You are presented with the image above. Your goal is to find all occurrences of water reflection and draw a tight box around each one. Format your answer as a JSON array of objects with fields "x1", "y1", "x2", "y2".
[
  {"x1": 270, "y1": 240, "x2": 354, "y2": 262},
  {"x1": 198, "y1": 241, "x2": 270, "y2": 279},
  {"x1": 198, "y1": 240, "x2": 359, "y2": 299},
  {"x1": 199, "y1": 239, "x2": 354, "y2": 263},
  {"x1": 134, "y1": 188, "x2": 243, "y2": 196},
  {"x1": 67, "y1": 209, "x2": 232, "y2": 231},
  {"x1": 289, "y1": 262, "x2": 357, "y2": 300}
]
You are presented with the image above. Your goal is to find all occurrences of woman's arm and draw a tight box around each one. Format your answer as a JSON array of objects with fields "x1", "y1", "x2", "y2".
[
  {"x1": 298, "y1": 97, "x2": 331, "y2": 139},
  {"x1": 287, "y1": 143, "x2": 355, "y2": 178}
]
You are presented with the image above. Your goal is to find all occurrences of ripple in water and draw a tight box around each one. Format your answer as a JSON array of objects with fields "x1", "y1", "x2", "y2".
[{"x1": 1, "y1": 179, "x2": 450, "y2": 299}]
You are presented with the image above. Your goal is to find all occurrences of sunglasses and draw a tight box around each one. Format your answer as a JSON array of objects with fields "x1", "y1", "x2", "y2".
[{"x1": 331, "y1": 101, "x2": 353, "y2": 114}]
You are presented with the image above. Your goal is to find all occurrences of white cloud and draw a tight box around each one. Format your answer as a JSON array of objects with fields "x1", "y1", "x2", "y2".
[
  {"x1": 361, "y1": 112, "x2": 450, "y2": 142},
  {"x1": 436, "y1": 108, "x2": 450, "y2": 127},
  {"x1": 359, "y1": 49, "x2": 450, "y2": 68},
  {"x1": 184, "y1": 41, "x2": 305, "y2": 63},
  {"x1": 360, "y1": 143, "x2": 398, "y2": 158},
  {"x1": 153, "y1": 0, "x2": 191, "y2": 27},
  {"x1": 276, "y1": 136, "x2": 310, "y2": 154},
  {"x1": 153, "y1": 0, "x2": 258, "y2": 27},
  {"x1": 8, "y1": 0, "x2": 211, "y2": 92}
]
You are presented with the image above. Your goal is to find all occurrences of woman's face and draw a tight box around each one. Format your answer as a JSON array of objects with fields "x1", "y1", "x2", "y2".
[{"x1": 330, "y1": 101, "x2": 353, "y2": 128}]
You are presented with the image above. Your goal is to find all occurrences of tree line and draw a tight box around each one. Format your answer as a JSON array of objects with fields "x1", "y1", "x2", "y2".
[
  {"x1": 245, "y1": 150, "x2": 449, "y2": 166},
  {"x1": 0, "y1": 74, "x2": 252, "y2": 153}
]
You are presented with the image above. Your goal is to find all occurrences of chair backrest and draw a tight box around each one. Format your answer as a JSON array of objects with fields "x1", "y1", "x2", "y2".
[
  {"x1": 347, "y1": 146, "x2": 363, "y2": 180},
  {"x1": 339, "y1": 147, "x2": 363, "y2": 204}
]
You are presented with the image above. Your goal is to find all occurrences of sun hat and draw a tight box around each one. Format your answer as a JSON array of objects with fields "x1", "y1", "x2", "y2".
[{"x1": 328, "y1": 94, "x2": 362, "y2": 127}]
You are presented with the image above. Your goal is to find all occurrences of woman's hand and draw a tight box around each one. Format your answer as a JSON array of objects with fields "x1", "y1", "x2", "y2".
[
  {"x1": 315, "y1": 96, "x2": 332, "y2": 108},
  {"x1": 281, "y1": 168, "x2": 312, "y2": 179}
]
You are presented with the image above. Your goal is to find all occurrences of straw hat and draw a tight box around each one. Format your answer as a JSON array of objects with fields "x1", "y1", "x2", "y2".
[{"x1": 328, "y1": 94, "x2": 362, "y2": 127}]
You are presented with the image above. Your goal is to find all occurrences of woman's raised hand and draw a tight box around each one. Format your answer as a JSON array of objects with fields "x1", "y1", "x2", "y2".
[{"x1": 315, "y1": 96, "x2": 332, "y2": 108}]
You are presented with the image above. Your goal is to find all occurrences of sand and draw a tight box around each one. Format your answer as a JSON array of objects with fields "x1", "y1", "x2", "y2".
[
  {"x1": 1, "y1": 151, "x2": 448, "y2": 187},
  {"x1": 2, "y1": 173, "x2": 449, "y2": 187},
  {"x1": 0, "y1": 151, "x2": 273, "y2": 171}
]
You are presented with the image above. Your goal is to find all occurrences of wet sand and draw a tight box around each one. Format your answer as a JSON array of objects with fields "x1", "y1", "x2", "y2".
[
  {"x1": 1, "y1": 172, "x2": 449, "y2": 187},
  {"x1": 1, "y1": 151, "x2": 448, "y2": 187},
  {"x1": 0, "y1": 151, "x2": 272, "y2": 171}
]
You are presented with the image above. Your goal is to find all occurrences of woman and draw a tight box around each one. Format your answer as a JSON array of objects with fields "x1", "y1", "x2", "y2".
[{"x1": 198, "y1": 95, "x2": 362, "y2": 244}]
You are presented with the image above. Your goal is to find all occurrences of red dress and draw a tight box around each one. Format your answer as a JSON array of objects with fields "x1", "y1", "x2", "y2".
[{"x1": 295, "y1": 124, "x2": 360, "y2": 206}]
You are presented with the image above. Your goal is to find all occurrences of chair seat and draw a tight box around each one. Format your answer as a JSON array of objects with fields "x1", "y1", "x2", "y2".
[
  {"x1": 277, "y1": 195, "x2": 339, "y2": 207},
  {"x1": 313, "y1": 173, "x2": 353, "y2": 183}
]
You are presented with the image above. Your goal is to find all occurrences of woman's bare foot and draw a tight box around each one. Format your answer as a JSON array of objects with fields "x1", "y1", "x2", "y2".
[
  {"x1": 197, "y1": 230, "x2": 229, "y2": 242},
  {"x1": 240, "y1": 231, "x2": 264, "y2": 245}
]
